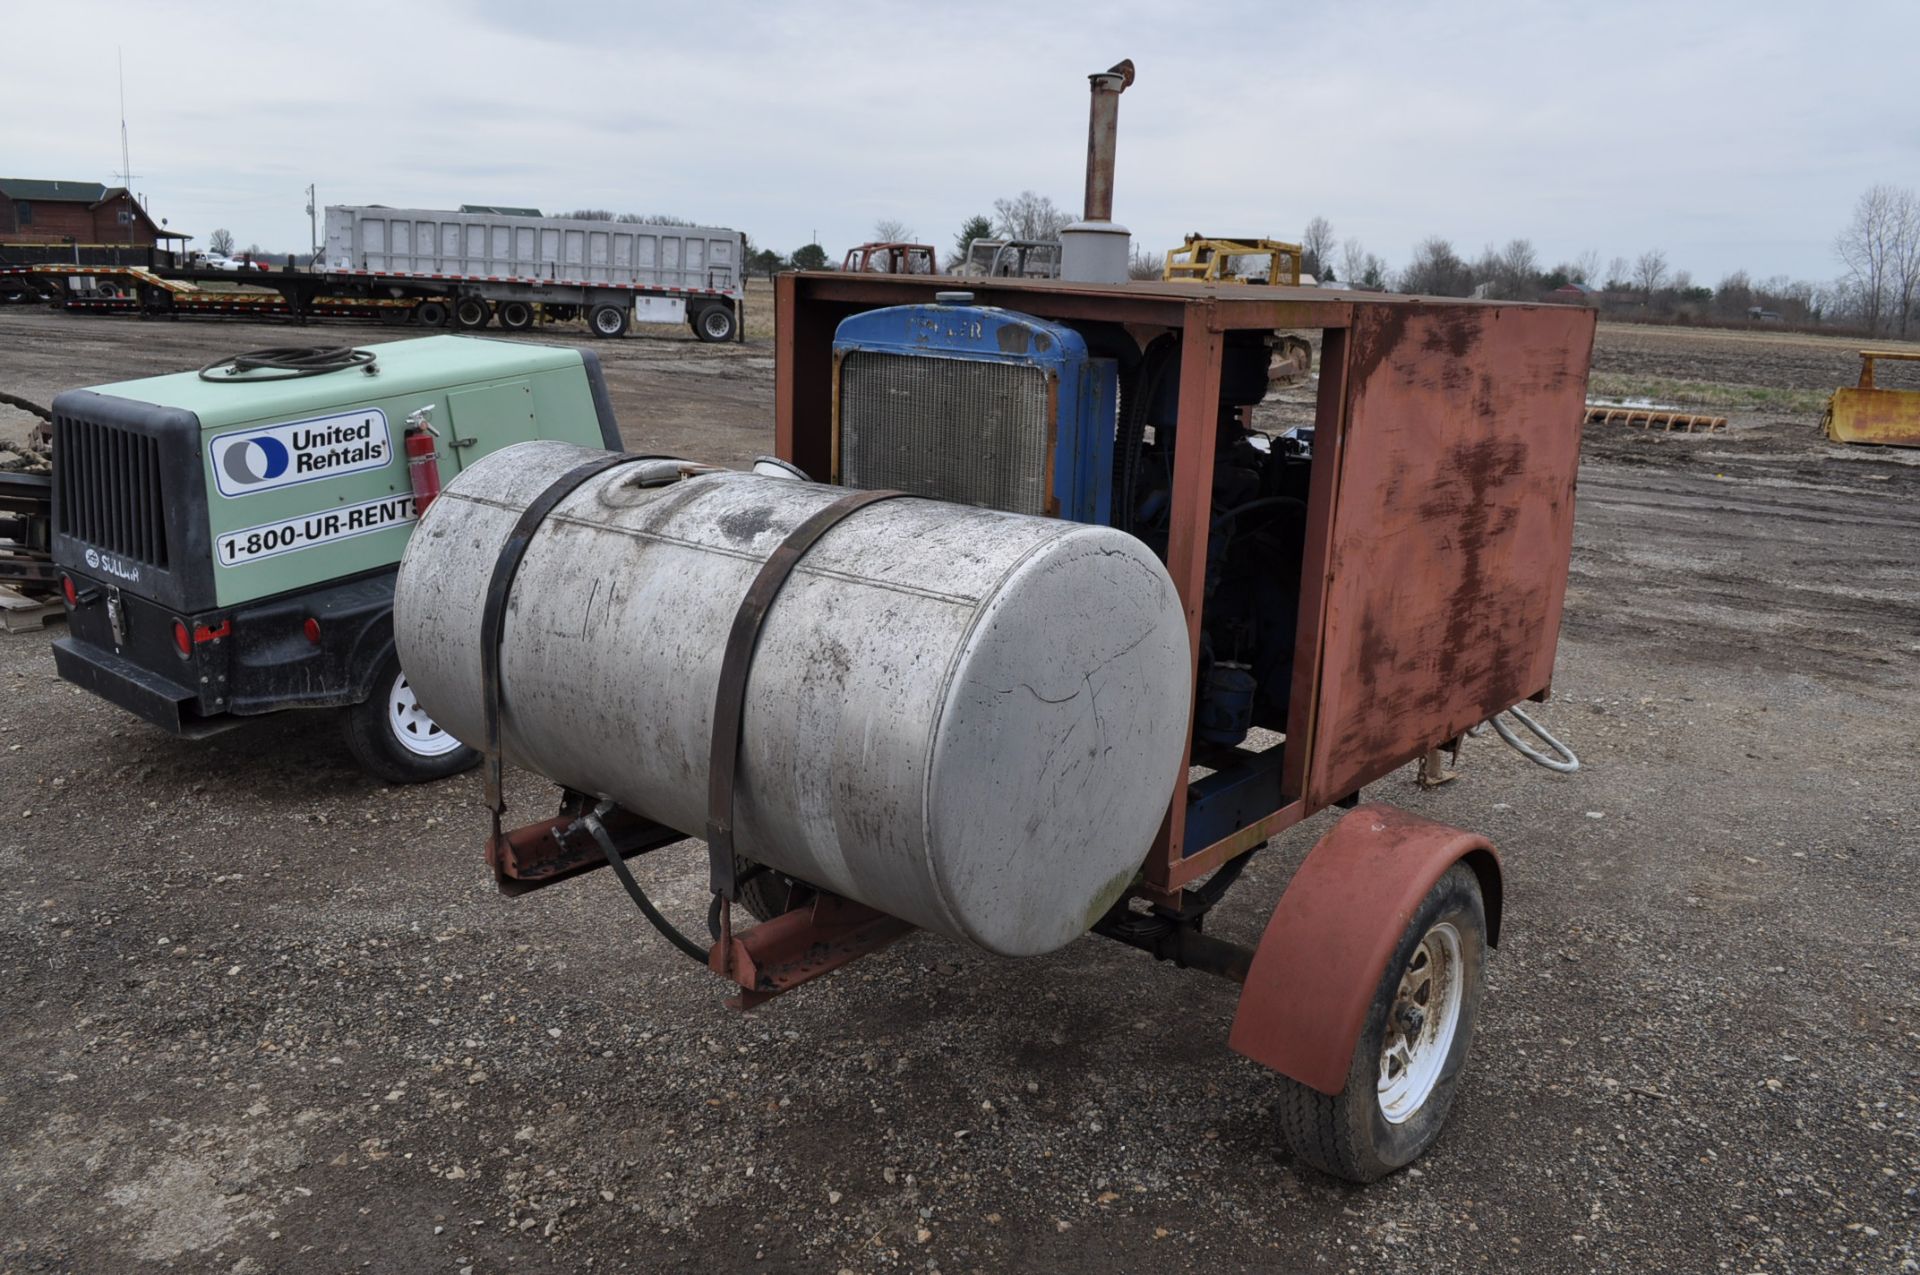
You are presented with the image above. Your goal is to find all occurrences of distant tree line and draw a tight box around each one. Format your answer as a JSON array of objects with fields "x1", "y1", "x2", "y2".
[{"x1": 732, "y1": 184, "x2": 1920, "y2": 335}]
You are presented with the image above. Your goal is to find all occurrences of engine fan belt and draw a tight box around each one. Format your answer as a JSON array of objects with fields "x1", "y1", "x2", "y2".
[
  {"x1": 478, "y1": 452, "x2": 665, "y2": 837},
  {"x1": 706, "y1": 488, "x2": 905, "y2": 903}
]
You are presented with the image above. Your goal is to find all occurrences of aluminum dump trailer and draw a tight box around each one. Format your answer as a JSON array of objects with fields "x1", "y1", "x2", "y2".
[{"x1": 321, "y1": 206, "x2": 744, "y2": 342}]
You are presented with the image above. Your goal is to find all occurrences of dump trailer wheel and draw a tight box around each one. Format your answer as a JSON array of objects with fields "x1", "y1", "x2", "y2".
[
  {"x1": 691, "y1": 303, "x2": 736, "y2": 343},
  {"x1": 453, "y1": 296, "x2": 493, "y2": 329},
  {"x1": 587, "y1": 302, "x2": 630, "y2": 338},
  {"x1": 343, "y1": 653, "x2": 482, "y2": 783},
  {"x1": 496, "y1": 299, "x2": 535, "y2": 331},
  {"x1": 737, "y1": 861, "x2": 817, "y2": 923},
  {"x1": 1274, "y1": 862, "x2": 1487, "y2": 1182},
  {"x1": 413, "y1": 299, "x2": 451, "y2": 328}
]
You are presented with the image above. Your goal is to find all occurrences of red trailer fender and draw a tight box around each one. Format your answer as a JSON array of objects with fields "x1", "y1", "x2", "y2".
[{"x1": 1228, "y1": 803, "x2": 1503, "y2": 1096}]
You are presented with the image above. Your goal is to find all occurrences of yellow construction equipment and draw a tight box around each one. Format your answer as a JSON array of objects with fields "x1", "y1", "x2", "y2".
[
  {"x1": 1163, "y1": 235, "x2": 1303, "y2": 286},
  {"x1": 1824, "y1": 349, "x2": 1920, "y2": 447}
]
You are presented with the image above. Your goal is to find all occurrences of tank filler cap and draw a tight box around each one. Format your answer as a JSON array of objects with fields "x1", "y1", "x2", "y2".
[{"x1": 934, "y1": 291, "x2": 976, "y2": 304}]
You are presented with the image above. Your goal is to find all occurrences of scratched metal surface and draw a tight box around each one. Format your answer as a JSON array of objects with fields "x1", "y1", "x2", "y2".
[{"x1": 1306, "y1": 303, "x2": 1596, "y2": 807}]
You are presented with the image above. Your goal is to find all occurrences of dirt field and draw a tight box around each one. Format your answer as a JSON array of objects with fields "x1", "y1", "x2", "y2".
[{"x1": 1, "y1": 302, "x2": 1916, "y2": 1274}]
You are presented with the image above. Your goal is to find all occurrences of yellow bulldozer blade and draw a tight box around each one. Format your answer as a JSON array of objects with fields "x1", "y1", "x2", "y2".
[{"x1": 1825, "y1": 350, "x2": 1920, "y2": 447}]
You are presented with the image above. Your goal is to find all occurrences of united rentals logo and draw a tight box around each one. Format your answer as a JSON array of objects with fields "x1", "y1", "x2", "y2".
[{"x1": 208, "y1": 409, "x2": 392, "y2": 497}]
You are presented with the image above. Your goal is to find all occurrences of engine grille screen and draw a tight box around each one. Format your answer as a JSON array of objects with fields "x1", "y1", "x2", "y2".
[
  {"x1": 54, "y1": 413, "x2": 170, "y2": 570},
  {"x1": 839, "y1": 352, "x2": 1052, "y2": 515}
]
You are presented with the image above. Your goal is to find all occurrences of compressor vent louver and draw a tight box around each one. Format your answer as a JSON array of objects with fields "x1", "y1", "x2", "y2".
[
  {"x1": 54, "y1": 413, "x2": 170, "y2": 570},
  {"x1": 838, "y1": 351, "x2": 1051, "y2": 516}
]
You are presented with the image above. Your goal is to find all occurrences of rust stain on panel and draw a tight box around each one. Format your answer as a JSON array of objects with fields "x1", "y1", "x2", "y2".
[{"x1": 1306, "y1": 304, "x2": 1591, "y2": 806}]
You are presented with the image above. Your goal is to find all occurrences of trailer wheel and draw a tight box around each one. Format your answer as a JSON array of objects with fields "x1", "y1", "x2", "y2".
[
  {"x1": 496, "y1": 299, "x2": 535, "y2": 331},
  {"x1": 691, "y1": 303, "x2": 736, "y2": 343},
  {"x1": 587, "y1": 302, "x2": 630, "y2": 338},
  {"x1": 343, "y1": 653, "x2": 481, "y2": 783},
  {"x1": 379, "y1": 307, "x2": 410, "y2": 326},
  {"x1": 413, "y1": 300, "x2": 451, "y2": 328},
  {"x1": 736, "y1": 860, "x2": 816, "y2": 923},
  {"x1": 1274, "y1": 862, "x2": 1486, "y2": 1182},
  {"x1": 453, "y1": 296, "x2": 492, "y2": 329}
]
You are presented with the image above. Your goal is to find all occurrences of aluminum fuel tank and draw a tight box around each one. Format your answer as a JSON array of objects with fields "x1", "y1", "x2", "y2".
[{"x1": 395, "y1": 441, "x2": 1190, "y2": 957}]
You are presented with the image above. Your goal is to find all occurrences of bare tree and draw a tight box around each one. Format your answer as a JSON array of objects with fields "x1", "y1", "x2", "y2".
[
  {"x1": 1603, "y1": 256, "x2": 1631, "y2": 290},
  {"x1": 1633, "y1": 249, "x2": 1669, "y2": 302},
  {"x1": 1715, "y1": 269, "x2": 1754, "y2": 319},
  {"x1": 1339, "y1": 238, "x2": 1364, "y2": 287},
  {"x1": 1300, "y1": 215, "x2": 1335, "y2": 279},
  {"x1": 991, "y1": 191, "x2": 1071, "y2": 242},
  {"x1": 1888, "y1": 189, "x2": 1920, "y2": 337},
  {"x1": 1398, "y1": 236, "x2": 1474, "y2": 296},
  {"x1": 207, "y1": 228, "x2": 235, "y2": 257},
  {"x1": 1834, "y1": 185, "x2": 1913, "y2": 335},
  {"x1": 872, "y1": 217, "x2": 914, "y2": 244},
  {"x1": 1573, "y1": 249, "x2": 1601, "y2": 286},
  {"x1": 1478, "y1": 238, "x2": 1539, "y2": 300},
  {"x1": 1127, "y1": 245, "x2": 1161, "y2": 281}
]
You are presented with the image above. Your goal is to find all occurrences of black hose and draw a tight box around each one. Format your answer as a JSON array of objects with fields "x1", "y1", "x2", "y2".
[
  {"x1": 583, "y1": 811, "x2": 711, "y2": 965},
  {"x1": 1114, "y1": 335, "x2": 1175, "y2": 534},
  {"x1": 199, "y1": 346, "x2": 377, "y2": 382},
  {"x1": 1213, "y1": 495, "x2": 1307, "y2": 527},
  {"x1": 0, "y1": 390, "x2": 52, "y2": 422}
]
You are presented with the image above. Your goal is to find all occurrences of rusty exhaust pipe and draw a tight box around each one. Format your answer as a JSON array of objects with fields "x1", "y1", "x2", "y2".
[
  {"x1": 1060, "y1": 59, "x2": 1135, "y2": 285},
  {"x1": 1082, "y1": 59, "x2": 1134, "y2": 223}
]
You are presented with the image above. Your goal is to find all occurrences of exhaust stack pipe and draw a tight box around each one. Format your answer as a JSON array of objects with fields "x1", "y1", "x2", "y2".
[
  {"x1": 1060, "y1": 59, "x2": 1135, "y2": 284},
  {"x1": 1082, "y1": 59, "x2": 1133, "y2": 222}
]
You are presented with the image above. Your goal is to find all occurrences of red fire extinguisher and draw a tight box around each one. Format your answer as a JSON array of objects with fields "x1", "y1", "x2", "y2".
[{"x1": 404, "y1": 405, "x2": 442, "y2": 516}]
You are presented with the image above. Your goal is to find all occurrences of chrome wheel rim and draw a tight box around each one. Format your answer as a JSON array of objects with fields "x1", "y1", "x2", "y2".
[
  {"x1": 387, "y1": 671, "x2": 462, "y2": 757},
  {"x1": 1377, "y1": 920, "x2": 1464, "y2": 1124}
]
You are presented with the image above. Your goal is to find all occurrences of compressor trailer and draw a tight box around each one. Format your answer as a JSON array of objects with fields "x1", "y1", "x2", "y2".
[{"x1": 396, "y1": 267, "x2": 1594, "y2": 1182}]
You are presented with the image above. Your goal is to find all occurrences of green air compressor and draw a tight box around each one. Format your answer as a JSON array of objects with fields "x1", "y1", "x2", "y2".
[{"x1": 47, "y1": 336, "x2": 621, "y2": 781}]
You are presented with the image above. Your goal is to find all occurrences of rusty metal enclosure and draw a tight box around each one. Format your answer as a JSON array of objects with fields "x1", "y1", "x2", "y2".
[{"x1": 776, "y1": 274, "x2": 1595, "y2": 902}]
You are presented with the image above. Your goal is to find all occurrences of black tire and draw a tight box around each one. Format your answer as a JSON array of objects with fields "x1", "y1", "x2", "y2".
[
  {"x1": 378, "y1": 307, "x2": 410, "y2": 326},
  {"x1": 453, "y1": 296, "x2": 492, "y2": 329},
  {"x1": 342, "y1": 653, "x2": 481, "y2": 784},
  {"x1": 736, "y1": 861, "x2": 816, "y2": 923},
  {"x1": 413, "y1": 299, "x2": 451, "y2": 328},
  {"x1": 1275, "y1": 862, "x2": 1487, "y2": 1182},
  {"x1": 691, "y1": 303, "x2": 736, "y2": 343},
  {"x1": 587, "y1": 302, "x2": 629, "y2": 338},
  {"x1": 496, "y1": 299, "x2": 535, "y2": 331}
]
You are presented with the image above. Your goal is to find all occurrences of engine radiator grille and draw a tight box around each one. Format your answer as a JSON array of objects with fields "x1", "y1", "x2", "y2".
[
  {"x1": 54, "y1": 413, "x2": 171, "y2": 570},
  {"x1": 839, "y1": 351, "x2": 1053, "y2": 516}
]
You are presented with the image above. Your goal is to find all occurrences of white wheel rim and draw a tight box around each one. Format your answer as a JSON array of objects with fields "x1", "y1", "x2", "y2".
[
  {"x1": 387, "y1": 671, "x2": 463, "y2": 757},
  {"x1": 1377, "y1": 920, "x2": 1464, "y2": 1124}
]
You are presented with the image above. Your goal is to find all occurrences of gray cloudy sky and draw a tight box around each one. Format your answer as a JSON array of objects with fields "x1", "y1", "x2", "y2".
[{"x1": 6, "y1": 0, "x2": 1914, "y2": 284}]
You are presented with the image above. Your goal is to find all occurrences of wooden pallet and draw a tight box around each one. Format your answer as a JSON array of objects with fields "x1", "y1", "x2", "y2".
[{"x1": 0, "y1": 584, "x2": 63, "y2": 633}]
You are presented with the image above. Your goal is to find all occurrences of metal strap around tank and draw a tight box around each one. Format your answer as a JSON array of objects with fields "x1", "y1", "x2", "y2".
[
  {"x1": 479, "y1": 453, "x2": 665, "y2": 839},
  {"x1": 707, "y1": 488, "x2": 905, "y2": 903}
]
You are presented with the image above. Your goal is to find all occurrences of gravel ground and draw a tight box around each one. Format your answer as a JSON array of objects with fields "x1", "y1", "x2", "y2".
[{"x1": 0, "y1": 306, "x2": 1916, "y2": 1274}]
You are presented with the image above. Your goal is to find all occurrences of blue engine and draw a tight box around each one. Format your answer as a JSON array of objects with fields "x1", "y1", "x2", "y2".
[{"x1": 831, "y1": 301, "x2": 1116, "y2": 524}]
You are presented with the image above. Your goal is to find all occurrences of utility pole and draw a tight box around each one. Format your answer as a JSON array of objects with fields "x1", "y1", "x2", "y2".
[
  {"x1": 115, "y1": 48, "x2": 141, "y2": 248},
  {"x1": 305, "y1": 184, "x2": 317, "y2": 262}
]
